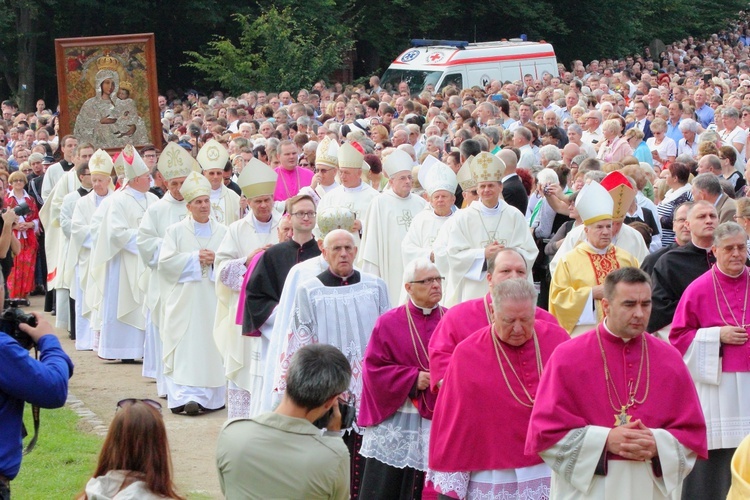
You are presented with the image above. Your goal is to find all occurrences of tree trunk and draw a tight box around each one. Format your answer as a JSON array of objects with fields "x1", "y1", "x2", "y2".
[{"x1": 16, "y1": 3, "x2": 37, "y2": 113}]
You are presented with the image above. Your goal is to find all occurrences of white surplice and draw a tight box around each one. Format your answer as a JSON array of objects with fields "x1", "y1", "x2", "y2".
[
  {"x1": 359, "y1": 190, "x2": 427, "y2": 306},
  {"x1": 316, "y1": 181, "x2": 380, "y2": 247},
  {"x1": 443, "y1": 200, "x2": 538, "y2": 307}
]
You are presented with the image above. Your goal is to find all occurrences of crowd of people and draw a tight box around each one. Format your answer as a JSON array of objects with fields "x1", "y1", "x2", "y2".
[{"x1": 4, "y1": 13, "x2": 750, "y2": 500}]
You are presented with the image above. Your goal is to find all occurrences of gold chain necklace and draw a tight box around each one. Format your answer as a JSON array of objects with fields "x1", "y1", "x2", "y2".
[
  {"x1": 490, "y1": 325, "x2": 542, "y2": 408},
  {"x1": 405, "y1": 303, "x2": 442, "y2": 371},
  {"x1": 596, "y1": 325, "x2": 650, "y2": 426},
  {"x1": 712, "y1": 267, "x2": 750, "y2": 327}
]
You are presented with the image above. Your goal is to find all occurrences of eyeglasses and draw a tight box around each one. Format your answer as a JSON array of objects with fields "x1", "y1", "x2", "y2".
[
  {"x1": 143, "y1": 154, "x2": 157, "y2": 159},
  {"x1": 291, "y1": 211, "x2": 316, "y2": 219},
  {"x1": 409, "y1": 276, "x2": 445, "y2": 285},
  {"x1": 116, "y1": 398, "x2": 162, "y2": 413},
  {"x1": 11, "y1": 179, "x2": 25, "y2": 183}
]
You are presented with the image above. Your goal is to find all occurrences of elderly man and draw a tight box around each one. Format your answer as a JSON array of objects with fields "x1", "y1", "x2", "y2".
[
  {"x1": 302, "y1": 137, "x2": 339, "y2": 202},
  {"x1": 137, "y1": 143, "x2": 195, "y2": 395},
  {"x1": 358, "y1": 258, "x2": 446, "y2": 499},
  {"x1": 550, "y1": 179, "x2": 639, "y2": 335},
  {"x1": 214, "y1": 157, "x2": 280, "y2": 419},
  {"x1": 317, "y1": 140, "x2": 379, "y2": 247},
  {"x1": 581, "y1": 110, "x2": 603, "y2": 145},
  {"x1": 360, "y1": 149, "x2": 426, "y2": 306},
  {"x1": 697, "y1": 154, "x2": 723, "y2": 176},
  {"x1": 90, "y1": 146, "x2": 158, "y2": 361},
  {"x1": 444, "y1": 152, "x2": 538, "y2": 306},
  {"x1": 692, "y1": 172, "x2": 736, "y2": 223},
  {"x1": 670, "y1": 222, "x2": 750, "y2": 499},
  {"x1": 527, "y1": 268, "x2": 707, "y2": 499},
  {"x1": 271, "y1": 229, "x2": 390, "y2": 497},
  {"x1": 428, "y1": 279, "x2": 569, "y2": 498},
  {"x1": 430, "y1": 248, "x2": 557, "y2": 391},
  {"x1": 195, "y1": 139, "x2": 241, "y2": 226},
  {"x1": 159, "y1": 171, "x2": 227, "y2": 415}
]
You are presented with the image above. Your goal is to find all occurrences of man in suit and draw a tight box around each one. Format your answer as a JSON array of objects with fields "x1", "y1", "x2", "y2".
[
  {"x1": 497, "y1": 149, "x2": 528, "y2": 215},
  {"x1": 625, "y1": 99, "x2": 652, "y2": 140},
  {"x1": 692, "y1": 173, "x2": 737, "y2": 224}
]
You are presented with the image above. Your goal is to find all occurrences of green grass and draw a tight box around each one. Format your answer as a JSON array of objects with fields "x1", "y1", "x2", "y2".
[{"x1": 12, "y1": 405, "x2": 102, "y2": 499}]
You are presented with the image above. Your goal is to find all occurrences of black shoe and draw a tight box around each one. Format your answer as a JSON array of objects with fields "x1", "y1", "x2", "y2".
[
  {"x1": 51, "y1": 309, "x2": 56, "y2": 316},
  {"x1": 185, "y1": 401, "x2": 201, "y2": 416},
  {"x1": 170, "y1": 405, "x2": 185, "y2": 414},
  {"x1": 121, "y1": 359, "x2": 136, "y2": 364},
  {"x1": 68, "y1": 332, "x2": 76, "y2": 340}
]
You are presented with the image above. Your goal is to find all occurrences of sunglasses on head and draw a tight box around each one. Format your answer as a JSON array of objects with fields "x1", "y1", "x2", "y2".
[{"x1": 116, "y1": 398, "x2": 163, "y2": 413}]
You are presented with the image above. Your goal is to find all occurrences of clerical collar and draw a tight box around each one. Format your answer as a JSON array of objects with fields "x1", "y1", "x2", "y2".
[
  {"x1": 318, "y1": 268, "x2": 361, "y2": 287},
  {"x1": 692, "y1": 241, "x2": 712, "y2": 252},
  {"x1": 602, "y1": 319, "x2": 634, "y2": 343},
  {"x1": 715, "y1": 264, "x2": 746, "y2": 279},
  {"x1": 409, "y1": 298, "x2": 438, "y2": 316},
  {"x1": 61, "y1": 159, "x2": 74, "y2": 171},
  {"x1": 478, "y1": 201, "x2": 501, "y2": 216},
  {"x1": 585, "y1": 242, "x2": 610, "y2": 254}
]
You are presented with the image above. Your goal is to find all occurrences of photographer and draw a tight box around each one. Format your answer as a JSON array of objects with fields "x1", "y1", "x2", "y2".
[
  {"x1": 0, "y1": 311, "x2": 73, "y2": 499},
  {"x1": 216, "y1": 344, "x2": 350, "y2": 500}
]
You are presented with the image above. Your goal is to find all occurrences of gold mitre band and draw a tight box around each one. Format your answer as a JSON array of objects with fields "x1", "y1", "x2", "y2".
[{"x1": 243, "y1": 182, "x2": 276, "y2": 200}]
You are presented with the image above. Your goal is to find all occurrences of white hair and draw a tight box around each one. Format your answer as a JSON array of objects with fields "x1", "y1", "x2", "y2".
[
  {"x1": 537, "y1": 168, "x2": 560, "y2": 185},
  {"x1": 403, "y1": 257, "x2": 439, "y2": 284},
  {"x1": 539, "y1": 145, "x2": 562, "y2": 162},
  {"x1": 322, "y1": 229, "x2": 354, "y2": 249}
]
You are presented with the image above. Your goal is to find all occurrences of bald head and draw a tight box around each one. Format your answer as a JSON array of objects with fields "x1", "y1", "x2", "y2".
[
  {"x1": 497, "y1": 149, "x2": 517, "y2": 174},
  {"x1": 562, "y1": 143, "x2": 580, "y2": 166}
]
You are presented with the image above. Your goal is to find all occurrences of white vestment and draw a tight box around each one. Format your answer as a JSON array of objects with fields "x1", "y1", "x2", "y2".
[
  {"x1": 549, "y1": 223, "x2": 647, "y2": 275},
  {"x1": 40, "y1": 161, "x2": 68, "y2": 203},
  {"x1": 214, "y1": 212, "x2": 282, "y2": 397},
  {"x1": 90, "y1": 187, "x2": 157, "y2": 359},
  {"x1": 61, "y1": 188, "x2": 89, "y2": 294},
  {"x1": 159, "y1": 217, "x2": 227, "y2": 409},
  {"x1": 316, "y1": 181, "x2": 380, "y2": 247},
  {"x1": 444, "y1": 200, "x2": 538, "y2": 307},
  {"x1": 210, "y1": 185, "x2": 241, "y2": 226},
  {"x1": 360, "y1": 190, "x2": 427, "y2": 306},
  {"x1": 541, "y1": 426, "x2": 696, "y2": 499},
  {"x1": 270, "y1": 272, "x2": 391, "y2": 420}
]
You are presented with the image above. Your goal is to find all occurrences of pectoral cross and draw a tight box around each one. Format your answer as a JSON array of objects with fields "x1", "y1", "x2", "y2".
[
  {"x1": 614, "y1": 406, "x2": 632, "y2": 426},
  {"x1": 397, "y1": 210, "x2": 414, "y2": 230}
]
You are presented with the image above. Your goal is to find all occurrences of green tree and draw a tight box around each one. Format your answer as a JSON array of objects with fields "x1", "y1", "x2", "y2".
[{"x1": 185, "y1": 5, "x2": 354, "y2": 94}]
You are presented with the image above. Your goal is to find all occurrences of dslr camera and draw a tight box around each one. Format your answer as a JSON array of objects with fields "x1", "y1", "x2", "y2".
[
  {"x1": 2, "y1": 201, "x2": 31, "y2": 218},
  {"x1": 313, "y1": 399, "x2": 356, "y2": 430},
  {"x1": 0, "y1": 307, "x2": 37, "y2": 350}
]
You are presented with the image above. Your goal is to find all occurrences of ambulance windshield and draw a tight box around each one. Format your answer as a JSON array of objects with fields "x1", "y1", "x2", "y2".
[{"x1": 380, "y1": 69, "x2": 442, "y2": 96}]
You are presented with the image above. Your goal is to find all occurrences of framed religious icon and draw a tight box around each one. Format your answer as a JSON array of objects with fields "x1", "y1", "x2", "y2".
[{"x1": 54, "y1": 33, "x2": 162, "y2": 151}]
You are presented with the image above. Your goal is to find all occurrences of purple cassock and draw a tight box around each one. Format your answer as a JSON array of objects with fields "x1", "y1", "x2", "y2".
[
  {"x1": 670, "y1": 266, "x2": 750, "y2": 372},
  {"x1": 526, "y1": 324, "x2": 708, "y2": 460},
  {"x1": 235, "y1": 250, "x2": 264, "y2": 326},
  {"x1": 428, "y1": 293, "x2": 558, "y2": 392},
  {"x1": 358, "y1": 301, "x2": 445, "y2": 426}
]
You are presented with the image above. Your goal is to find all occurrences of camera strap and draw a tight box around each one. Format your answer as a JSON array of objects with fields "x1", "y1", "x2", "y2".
[{"x1": 22, "y1": 347, "x2": 41, "y2": 455}]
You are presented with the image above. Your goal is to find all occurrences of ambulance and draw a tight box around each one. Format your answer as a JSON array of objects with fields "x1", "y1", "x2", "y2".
[{"x1": 380, "y1": 39, "x2": 559, "y2": 95}]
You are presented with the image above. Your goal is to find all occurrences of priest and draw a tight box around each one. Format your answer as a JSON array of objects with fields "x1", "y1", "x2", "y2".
[
  {"x1": 428, "y1": 278, "x2": 570, "y2": 498},
  {"x1": 68, "y1": 149, "x2": 113, "y2": 351},
  {"x1": 90, "y1": 145, "x2": 158, "y2": 361},
  {"x1": 274, "y1": 140, "x2": 314, "y2": 201},
  {"x1": 158, "y1": 171, "x2": 227, "y2": 415},
  {"x1": 136, "y1": 143, "x2": 195, "y2": 395},
  {"x1": 527, "y1": 267, "x2": 707, "y2": 499},
  {"x1": 214, "y1": 157, "x2": 282, "y2": 418},
  {"x1": 443, "y1": 152, "x2": 537, "y2": 306},
  {"x1": 429, "y1": 248, "x2": 557, "y2": 391},
  {"x1": 670, "y1": 222, "x2": 750, "y2": 499},
  {"x1": 360, "y1": 149, "x2": 427, "y2": 306},
  {"x1": 316, "y1": 140, "x2": 379, "y2": 248},
  {"x1": 549, "y1": 178, "x2": 639, "y2": 335},
  {"x1": 198, "y1": 139, "x2": 241, "y2": 226},
  {"x1": 298, "y1": 135, "x2": 340, "y2": 203}
]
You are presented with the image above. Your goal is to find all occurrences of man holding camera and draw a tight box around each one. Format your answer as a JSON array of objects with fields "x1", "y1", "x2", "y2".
[
  {"x1": 0, "y1": 312, "x2": 73, "y2": 499},
  {"x1": 216, "y1": 344, "x2": 350, "y2": 500}
]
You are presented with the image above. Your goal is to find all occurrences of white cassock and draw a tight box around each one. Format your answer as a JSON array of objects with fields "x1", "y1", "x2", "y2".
[
  {"x1": 400, "y1": 208, "x2": 453, "y2": 303},
  {"x1": 270, "y1": 271, "x2": 391, "y2": 418},
  {"x1": 444, "y1": 200, "x2": 538, "y2": 307},
  {"x1": 158, "y1": 217, "x2": 227, "y2": 409},
  {"x1": 541, "y1": 427, "x2": 696, "y2": 499},
  {"x1": 39, "y1": 168, "x2": 81, "y2": 329},
  {"x1": 549, "y1": 223, "x2": 647, "y2": 275},
  {"x1": 60, "y1": 188, "x2": 89, "y2": 298},
  {"x1": 40, "y1": 161, "x2": 71, "y2": 203},
  {"x1": 90, "y1": 187, "x2": 158, "y2": 359},
  {"x1": 69, "y1": 189, "x2": 112, "y2": 351},
  {"x1": 214, "y1": 211, "x2": 281, "y2": 418},
  {"x1": 210, "y1": 185, "x2": 241, "y2": 226},
  {"x1": 136, "y1": 192, "x2": 187, "y2": 395},
  {"x1": 360, "y1": 190, "x2": 427, "y2": 306},
  {"x1": 316, "y1": 182, "x2": 380, "y2": 247},
  {"x1": 258, "y1": 255, "x2": 329, "y2": 415}
]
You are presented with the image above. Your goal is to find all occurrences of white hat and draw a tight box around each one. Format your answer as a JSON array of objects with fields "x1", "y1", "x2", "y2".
[
  {"x1": 197, "y1": 139, "x2": 229, "y2": 171},
  {"x1": 121, "y1": 144, "x2": 149, "y2": 181},
  {"x1": 179, "y1": 171, "x2": 212, "y2": 203},
  {"x1": 470, "y1": 152, "x2": 506, "y2": 183},
  {"x1": 314, "y1": 206, "x2": 356, "y2": 239},
  {"x1": 89, "y1": 149, "x2": 114, "y2": 176},
  {"x1": 337, "y1": 142, "x2": 364, "y2": 170},
  {"x1": 456, "y1": 155, "x2": 477, "y2": 191},
  {"x1": 238, "y1": 157, "x2": 278, "y2": 199},
  {"x1": 158, "y1": 142, "x2": 199, "y2": 180},
  {"x1": 383, "y1": 149, "x2": 413, "y2": 177},
  {"x1": 575, "y1": 181, "x2": 614, "y2": 225},
  {"x1": 419, "y1": 156, "x2": 457, "y2": 196},
  {"x1": 316, "y1": 136, "x2": 339, "y2": 169}
]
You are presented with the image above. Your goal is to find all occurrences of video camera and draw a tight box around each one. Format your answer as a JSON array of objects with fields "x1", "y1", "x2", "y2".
[{"x1": 0, "y1": 307, "x2": 37, "y2": 350}]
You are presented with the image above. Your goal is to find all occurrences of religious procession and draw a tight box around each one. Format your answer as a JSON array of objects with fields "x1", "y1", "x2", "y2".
[{"x1": 4, "y1": 11, "x2": 750, "y2": 500}]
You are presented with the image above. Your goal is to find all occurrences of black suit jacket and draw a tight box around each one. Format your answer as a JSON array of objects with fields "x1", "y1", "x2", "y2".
[
  {"x1": 502, "y1": 174, "x2": 528, "y2": 215},
  {"x1": 625, "y1": 119, "x2": 652, "y2": 141}
]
